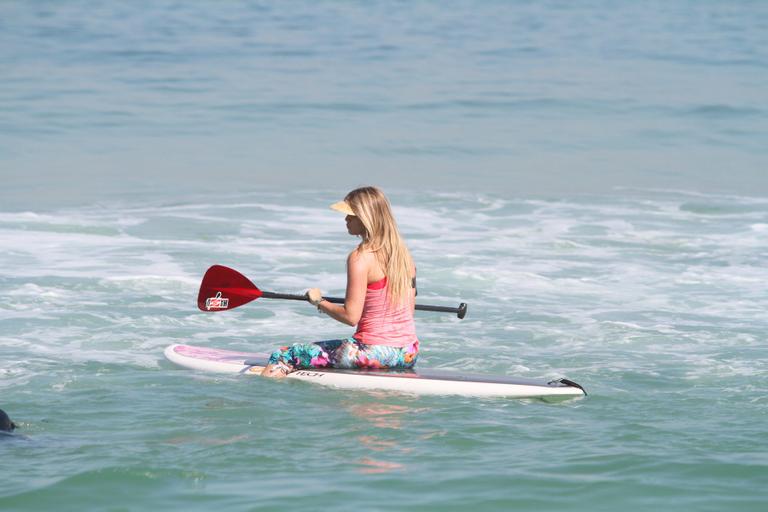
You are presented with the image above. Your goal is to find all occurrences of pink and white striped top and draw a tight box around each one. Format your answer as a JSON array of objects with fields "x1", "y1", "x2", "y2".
[{"x1": 353, "y1": 277, "x2": 418, "y2": 347}]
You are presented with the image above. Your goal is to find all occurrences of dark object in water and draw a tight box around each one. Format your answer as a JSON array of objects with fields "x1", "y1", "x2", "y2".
[{"x1": 0, "y1": 408, "x2": 16, "y2": 432}]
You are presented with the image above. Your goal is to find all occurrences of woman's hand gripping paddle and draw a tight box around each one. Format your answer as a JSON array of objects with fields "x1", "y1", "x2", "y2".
[{"x1": 197, "y1": 265, "x2": 468, "y2": 319}]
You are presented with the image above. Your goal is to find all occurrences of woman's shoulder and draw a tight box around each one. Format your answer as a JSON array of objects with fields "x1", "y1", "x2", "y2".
[
  {"x1": 347, "y1": 247, "x2": 376, "y2": 266},
  {"x1": 347, "y1": 248, "x2": 387, "y2": 282}
]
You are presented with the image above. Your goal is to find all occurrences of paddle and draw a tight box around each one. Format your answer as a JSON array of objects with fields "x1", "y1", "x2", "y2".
[{"x1": 197, "y1": 265, "x2": 468, "y2": 319}]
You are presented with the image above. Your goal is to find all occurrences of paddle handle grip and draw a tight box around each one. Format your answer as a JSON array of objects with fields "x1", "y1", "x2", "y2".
[
  {"x1": 414, "y1": 303, "x2": 468, "y2": 319},
  {"x1": 259, "y1": 291, "x2": 467, "y2": 319}
]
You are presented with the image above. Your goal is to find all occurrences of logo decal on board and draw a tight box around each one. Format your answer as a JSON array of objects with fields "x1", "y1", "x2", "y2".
[
  {"x1": 205, "y1": 292, "x2": 229, "y2": 310},
  {"x1": 294, "y1": 371, "x2": 325, "y2": 378}
]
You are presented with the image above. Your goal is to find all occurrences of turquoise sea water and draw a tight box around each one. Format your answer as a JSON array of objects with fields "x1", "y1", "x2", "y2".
[{"x1": 2, "y1": 1, "x2": 767, "y2": 511}]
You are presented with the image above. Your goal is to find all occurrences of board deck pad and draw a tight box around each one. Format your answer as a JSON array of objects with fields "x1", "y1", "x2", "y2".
[{"x1": 164, "y1": 344, "x2": 586, "y2": 400}]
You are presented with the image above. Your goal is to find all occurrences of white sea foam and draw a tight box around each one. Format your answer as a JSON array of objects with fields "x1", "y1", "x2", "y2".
[{"x1": 1, "y1": 189, "x2": 766, "y2": 389}]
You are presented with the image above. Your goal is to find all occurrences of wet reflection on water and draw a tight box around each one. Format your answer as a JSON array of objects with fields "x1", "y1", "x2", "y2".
[{"x1": 343, "y1": 397, "x2": 426, "y2": 474}]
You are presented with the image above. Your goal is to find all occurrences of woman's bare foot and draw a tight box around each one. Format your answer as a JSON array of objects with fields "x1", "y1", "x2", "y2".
[{"x1": 261, "y1": 362, "x2": 292, "y2": 379}]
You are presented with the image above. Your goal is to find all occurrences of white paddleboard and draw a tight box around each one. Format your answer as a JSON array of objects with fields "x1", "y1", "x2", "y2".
[{"x1": 164, "y1": 344, "x2": 586, "y2": 400}]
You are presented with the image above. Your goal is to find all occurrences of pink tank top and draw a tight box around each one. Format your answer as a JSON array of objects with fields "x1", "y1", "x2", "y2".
[{"x1": 353, "y1": 277, "x2": 419, "y2": 347}]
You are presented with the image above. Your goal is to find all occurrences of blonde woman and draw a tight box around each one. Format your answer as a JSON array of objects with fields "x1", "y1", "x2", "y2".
[{"x1": 262, "y1": 187, "x2": 419, "y2": 378}]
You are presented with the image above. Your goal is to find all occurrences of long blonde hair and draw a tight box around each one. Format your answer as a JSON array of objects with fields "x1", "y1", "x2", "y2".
[{"x1": 344, "y1": 187, "x2": 414, "y2": 305}]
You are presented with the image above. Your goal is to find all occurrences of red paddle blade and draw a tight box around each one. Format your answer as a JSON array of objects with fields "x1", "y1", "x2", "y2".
[{"x1": 197, "y1": 265, "x2": 263, "y2": 312}]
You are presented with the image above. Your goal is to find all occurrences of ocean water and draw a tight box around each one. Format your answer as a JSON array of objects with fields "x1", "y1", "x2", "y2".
[{"x1": 1, "y1": 1, "x2": 767, "y2": 511}]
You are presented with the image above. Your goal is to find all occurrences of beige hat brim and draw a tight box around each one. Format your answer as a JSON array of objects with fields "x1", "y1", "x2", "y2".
[{"x1": 330, "y1": 200, "x2": 355, "y2": 216}]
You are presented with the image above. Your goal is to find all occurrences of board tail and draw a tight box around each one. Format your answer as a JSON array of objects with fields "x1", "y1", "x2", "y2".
[{"x1": 548, "y1": 378, "x2": 587, "y2": 396}]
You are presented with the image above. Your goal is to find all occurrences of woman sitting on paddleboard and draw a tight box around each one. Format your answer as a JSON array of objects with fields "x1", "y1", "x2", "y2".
[{"x1": 262, "y1": 186, "x2": 418, "y2": 378}]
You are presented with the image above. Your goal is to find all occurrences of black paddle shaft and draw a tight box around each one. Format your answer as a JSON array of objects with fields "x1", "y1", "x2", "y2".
[{"x1": 259, "y1": 291, "x2": 467, "y2": 319}]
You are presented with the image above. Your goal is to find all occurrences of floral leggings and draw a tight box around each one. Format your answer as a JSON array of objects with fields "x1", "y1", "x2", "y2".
[{"x1": 268, "y1": 338, "x2": 419, "y2": 371}]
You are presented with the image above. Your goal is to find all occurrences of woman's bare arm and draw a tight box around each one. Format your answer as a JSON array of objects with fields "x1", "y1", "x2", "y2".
[{"x1": 317, "y1": 250, "x2": 368, "y2": 326}]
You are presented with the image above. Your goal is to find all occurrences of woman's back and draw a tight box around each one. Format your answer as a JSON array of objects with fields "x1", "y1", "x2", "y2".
[{"x1": 354, "y1": 275, "x2": 418, "y2": 347}]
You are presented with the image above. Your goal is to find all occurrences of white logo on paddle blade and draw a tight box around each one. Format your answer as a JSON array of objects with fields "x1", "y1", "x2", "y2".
[{"x1": 205, "y1": 292, "x2": 229, "y2": 310}]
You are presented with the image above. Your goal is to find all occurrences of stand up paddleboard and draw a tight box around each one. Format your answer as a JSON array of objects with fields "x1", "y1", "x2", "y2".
[{"x1": 164, "y1": 344, "x2": 586, "y2": 400}]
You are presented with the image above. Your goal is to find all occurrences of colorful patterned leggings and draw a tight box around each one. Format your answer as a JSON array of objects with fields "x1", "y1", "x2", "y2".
[{"x1": 268, "y1": 338, "x2": 419, "y2": 370}]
